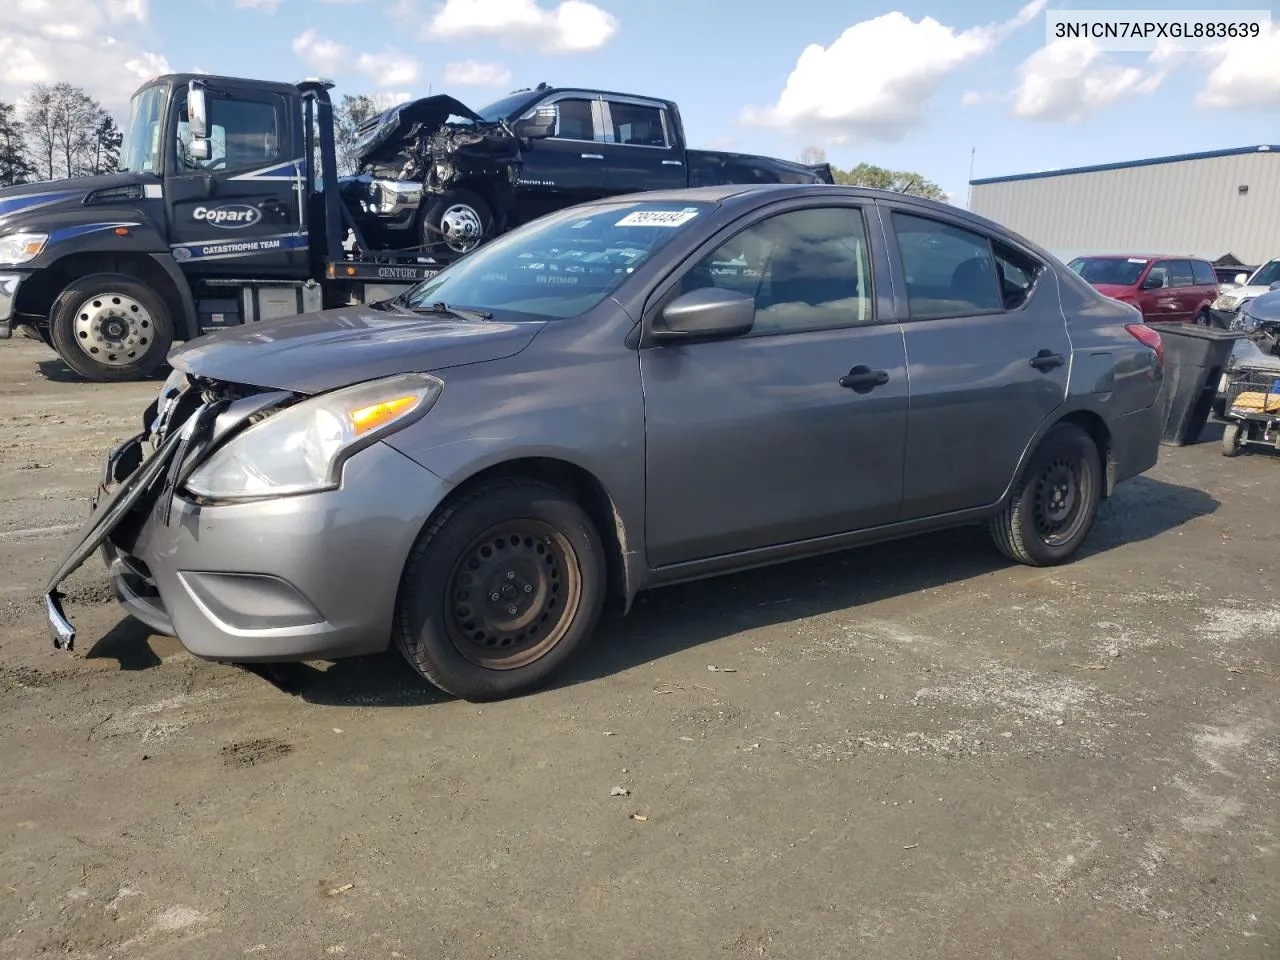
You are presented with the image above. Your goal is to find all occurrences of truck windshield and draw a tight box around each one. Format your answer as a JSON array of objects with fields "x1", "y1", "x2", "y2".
[
  {"x1": 474, "y1": 92, "x2": 538, "y2": 122},
  {"x1": 402, "y1": 201, "x2": 714, "y2": 319},
  {"x1": 119, "y1": 85, "x2": 166, "y2": 174},
  {"x1": 1249, "y1": 260, "x2": 1280, "y2": 287},
  {"x1": 1068, "y1": 257, "x2": 1147, "y2": 286}
]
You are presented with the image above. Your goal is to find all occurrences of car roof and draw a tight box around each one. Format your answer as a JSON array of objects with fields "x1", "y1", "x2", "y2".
[{"x1": 1074, "y1": 253, "x2": 1210, "y2": 263}]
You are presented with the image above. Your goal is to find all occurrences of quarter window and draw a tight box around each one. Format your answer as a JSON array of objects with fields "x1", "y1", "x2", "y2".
[
  {"x1": 892, "y1": 212, "x2": 1002, "y2": 320},
  {"x1": 1169, "y1": 260, "x2": 1194, "y2": 288},
  {"x1": 993, "y1": 243, "x2": 1042, "y2": 310},
  {"x1": 608, "y1": 102, "x2": 667, "y2": 147},
  {"x1": 679, "y1": 206, "x2": 875, "y2": 334}
]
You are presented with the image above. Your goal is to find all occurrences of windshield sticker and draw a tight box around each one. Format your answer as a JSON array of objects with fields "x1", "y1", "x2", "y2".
[
  {"x1": 1127, "y1": 258, "x2": 1148, "y2": 263},
  {"x1": 616, "y1": 209, "x2": 699, "y2": 228}
]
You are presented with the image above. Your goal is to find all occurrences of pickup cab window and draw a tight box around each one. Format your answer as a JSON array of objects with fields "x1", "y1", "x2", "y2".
[
  {"x1": 608, "y1": 102, "x2": 668, "y2": 147},
  {"x1": 549, "y1": 99, "x2": 596, "y2": 141}
]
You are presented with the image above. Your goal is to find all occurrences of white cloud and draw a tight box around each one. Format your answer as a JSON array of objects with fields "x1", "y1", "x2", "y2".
[
  {"x1": 424, "y1": 0, "x2": 618, "y2": 54},
  {"x1": 740, "y1": 0, "x2": 1047, "y2": 145},
  {"x1": 442, "y1": 59, "x2": 512, "y2": 87},
  {"x1": 1009, "y1": 38, "x2": 1178, "y2": 122},
  {"x1": 234, "y1": 0, "x2": 281, "y2": 11},
  {"x1": 292, "y1": 28, "x2": 347, "y2": 75},
  {"x1": 1196, "y1": 23, "x2": 1280, "y2": 110},
  {"x1": 355, "y1": 47, "x2": 420, "y2": 87},
  {"x1": 0, "y1": 0, "x2": 169, "y2": 106},
  {"x1": 371, "y1": 91, "x2": 412, "y2": 109}
]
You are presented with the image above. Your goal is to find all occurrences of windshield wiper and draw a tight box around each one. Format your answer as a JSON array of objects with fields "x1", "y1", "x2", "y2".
[{"x1": 410, "y1": 301, "x2": 493, "y2": 322}]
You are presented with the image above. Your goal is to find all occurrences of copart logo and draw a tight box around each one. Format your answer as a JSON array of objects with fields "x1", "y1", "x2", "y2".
[{"x1": 192, "y1": 203, "x2": 261, "y2": 229}]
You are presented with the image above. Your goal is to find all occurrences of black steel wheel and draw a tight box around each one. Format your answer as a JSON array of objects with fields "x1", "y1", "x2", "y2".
[
  {"x1": 443, "y1": 520, "x2": 582, "y2": 670},
  {"x1": 395, "y1": 479, "x2": 606, "y2": 701},
  {"x1": 989, "y1": 422, "x2": 1102, "y2": 566}
]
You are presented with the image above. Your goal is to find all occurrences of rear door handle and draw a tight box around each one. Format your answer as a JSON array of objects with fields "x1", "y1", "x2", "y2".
[
  {"x1": 1029, "y1": 350, "x2": 1066, "y2": 371},
  {"x1": 839, "y1": 365, "x2": 890, "y2": 393},
  {"x1": 581, "y1": 153, "x2": 604, "y2": 160}
]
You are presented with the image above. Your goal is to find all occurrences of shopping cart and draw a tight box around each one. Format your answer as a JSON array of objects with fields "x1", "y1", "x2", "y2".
[{"x1": 1221, "y1": 366, "x2": 1280, "y2": 457}]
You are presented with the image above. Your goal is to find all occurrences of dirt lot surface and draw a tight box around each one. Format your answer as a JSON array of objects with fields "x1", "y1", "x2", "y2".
[{"x1": 1, "y1": 336, "x2": 1278, "y2": 960}]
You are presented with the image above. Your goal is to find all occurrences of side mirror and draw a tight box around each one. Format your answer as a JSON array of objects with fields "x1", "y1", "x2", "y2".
[
  {"x1": 1269, "y1": 281, "x2": 1280, "y2": 291},
  {"x1": 1141, "y1": 274, "x2": 1165, "y2": 290},
  {"x1": 188, "y1": 139, "x2": 211, "y2": 161},
  {"x1": 1235, "y1": 272, "x2": 1249, "y2": 285},
  {"x1": 187, "y1": 81, "x2": 208, "y2": 140},
  {"x1": 515, "y1": 105, "x2": 557, "y2": 140},
  {"x1": 651, "y1": 287, "x2": 755, "y2": 343}
]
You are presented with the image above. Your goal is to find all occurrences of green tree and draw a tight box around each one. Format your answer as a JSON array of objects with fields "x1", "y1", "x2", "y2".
[
  {"x1": 832, "y1": 161, "x2": 947, "y2": 202},
  {"x1": 88, "y1": 111, "x2": 123, "y2": 175},
  {"x1": 0, "y1": 100, "x2": 34, "y2": 186}
]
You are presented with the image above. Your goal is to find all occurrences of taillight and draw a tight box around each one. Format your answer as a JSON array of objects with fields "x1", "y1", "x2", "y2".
[{"x1": 1125, "y1": 323, "x2": 1163, "y2": 366}]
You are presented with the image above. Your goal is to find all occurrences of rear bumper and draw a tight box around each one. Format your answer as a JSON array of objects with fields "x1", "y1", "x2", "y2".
[
  {"x1": 1111, "y1": 402, "x2": 1161, "y2": 485},
  {"x1": 97, "y1": 440, "x2": 450, "y2": 662}
]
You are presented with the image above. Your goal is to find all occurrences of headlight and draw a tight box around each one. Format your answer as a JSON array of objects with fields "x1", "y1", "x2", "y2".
[
  {"x1": 1214, "y1": 294, "x2": 1240, "y2": 310},
  {"x1": 0, "y1": 232, "x2": 48, "y2": 264},
  {"x1": 1237, "y1": 304, "x2": 1261, "y2": 334},
  {"x1": 183, "y1": 372, "x2": 443, "y2": 501}
]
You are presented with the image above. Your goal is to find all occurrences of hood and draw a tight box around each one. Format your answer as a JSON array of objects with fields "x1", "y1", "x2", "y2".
[
  {"x1": 1241, "y1": 289, "x2": 1280, "y2": 323},
  {"x1": 352, "y1": 94, "x2": 489, "y2": 168},
  {"x1": 168, "y1": 304, "x2": 544, "y2": 394},
  {"x1": 0, "y1": 172, "x2": 156, "y2": 229},
  {"x1": 1090, "y1": 282, "x2": 1136, "y2": 300}
]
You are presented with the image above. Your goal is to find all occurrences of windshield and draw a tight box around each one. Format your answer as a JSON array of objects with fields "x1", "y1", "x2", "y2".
[
  {"x1": 402, "y1": 200, "x2": 714, "y2": 319},
  {"x1": 1249, "y1": 260, "x2": 1280, "y2": 287},
  {"x1": 119, "y1": 84, "x2": 166, "y2": 174},
  {"x1": 1068, "y1": 257, "x2": 1147, "y2": 286},
  {"x1": 475, "y1": 92, "x2": 538, "y2": 122}
]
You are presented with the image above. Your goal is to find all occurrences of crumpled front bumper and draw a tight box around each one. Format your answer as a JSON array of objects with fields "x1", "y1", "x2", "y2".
[
  {"x1": 44, "y1": 394, "x2": 450, "y2": 663},
  {"x1": 0, "y1": 272, "x2": 23, "y2": 340}
]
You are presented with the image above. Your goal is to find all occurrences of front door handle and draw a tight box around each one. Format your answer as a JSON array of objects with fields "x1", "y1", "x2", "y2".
[
  {"x1": 581, "y1": 153, "x2": 604, "y2": 160},
  {"x1": 839, "y1": 365, "x2": 890, "y2": 393},
  {"x1": 1029, "y1": 349, "x2": 1066, "y2": 371}
]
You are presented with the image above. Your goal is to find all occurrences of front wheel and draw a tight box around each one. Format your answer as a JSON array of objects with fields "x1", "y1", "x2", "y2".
[
  {"x1": 48, "y1": 273, "x2": 174, "y2": 382},
  {"x1": 420, "y1": 189, "x2": 493, "y2": 264},
  {"x1": 395, "y1": 479, "x2": 607, "y2": 701},
  {"x1": 988, "y1": 422, "x2": 1102, "y2": 567},
  {"x1": 1221, "y1": 422, "x2": 1245, "y2": 457}
]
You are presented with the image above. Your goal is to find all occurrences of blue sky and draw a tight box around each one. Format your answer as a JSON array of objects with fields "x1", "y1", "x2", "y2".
[{"x1": 2, "y1": 0, "x2": 1277, "y2": 205}]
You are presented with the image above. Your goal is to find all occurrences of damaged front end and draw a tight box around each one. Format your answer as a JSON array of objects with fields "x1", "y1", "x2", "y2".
[
  {"x1": 44, "y1": 372, "x2": 296, "y2": 650},
  {"x1": 338, "y1": 94, "x2": 519, "y2": 252}
]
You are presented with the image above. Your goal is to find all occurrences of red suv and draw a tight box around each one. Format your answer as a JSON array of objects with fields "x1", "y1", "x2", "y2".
[{"x1": 1067, "y1": 254, "x2": 1220, "y2": 324}]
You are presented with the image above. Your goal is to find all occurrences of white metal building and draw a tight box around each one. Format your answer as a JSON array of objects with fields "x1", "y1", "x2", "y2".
[{"x1": 968, "y1": 145, "x2": 1280, "y2": 268}]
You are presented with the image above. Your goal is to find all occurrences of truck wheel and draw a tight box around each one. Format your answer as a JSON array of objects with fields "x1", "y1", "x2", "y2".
[
  {"x1": 49, "y1": 274, "x2": 174, "y2": 382},
  {"x1": 421, "y1": 189, "x2": 492, "y2": 264},
  {"x1": 394, "y1": 478, "x2": 607, "y2": 701},
  {"x1": 988, "y1": 422, "x2": 1102, "y2": 567}
]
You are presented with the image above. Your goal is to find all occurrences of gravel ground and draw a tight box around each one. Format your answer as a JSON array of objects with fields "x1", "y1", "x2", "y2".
[{"x1": 1, "y1": 336, "x2": 1277, "y2": 960}]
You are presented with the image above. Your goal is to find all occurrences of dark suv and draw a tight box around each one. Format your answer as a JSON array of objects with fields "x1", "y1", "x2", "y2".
[{"x1": 1068, "y1": 254, "x2": 1220, "y2": 325}]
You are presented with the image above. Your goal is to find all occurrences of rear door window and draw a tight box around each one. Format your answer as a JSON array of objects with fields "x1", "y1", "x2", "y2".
[
  {"x1": 1191, "y1": 260, "x2": 1217, "y2": 286},
  {"x1": 891, "y1": 212, "x2": 1002, "y2": 320},
  {"x1": 1168, "y1": 260, "x2": 1194, "y2": 288},
  {"x1": 607, "y1": 101, "x2": 668, "y2": 147}
]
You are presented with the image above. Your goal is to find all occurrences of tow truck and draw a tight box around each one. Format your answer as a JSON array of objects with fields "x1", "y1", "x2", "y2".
[{"x1": 0, "y1": 72, "x2": 830, "y2": 382}]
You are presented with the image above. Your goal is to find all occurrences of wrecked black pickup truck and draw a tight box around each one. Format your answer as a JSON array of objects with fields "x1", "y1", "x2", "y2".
[{"x1": 339, "y1": 84, "x2": 835, "y2": 262}]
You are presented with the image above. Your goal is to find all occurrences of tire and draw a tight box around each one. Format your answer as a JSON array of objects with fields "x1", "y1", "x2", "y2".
[
  {"x1": 420, "y1": 189, "x2": 493, "y2": 264},
  {"x1": 394, "y1": 479, "x2": 607, "y2": 701},
  {"x1": 1194, "y1": 308, "x2": 1212, "y2": 327},
  {"x1": 48, "y1": 273, "x2": 174, "y2": 382},
  {"x1": 988, "y1": 422, "x2": 1103, "y2": 567},
  {"x1": 1221, "y1": 422, "x2": 1245, "y2": 457}
]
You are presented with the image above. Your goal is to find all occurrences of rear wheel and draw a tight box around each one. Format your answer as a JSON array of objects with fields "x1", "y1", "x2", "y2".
[
  {"x1": 988, "y1": 423, "x2": 1102, "y2": 566},
  {"x1": 48, "y1": 273, "x2": 173, "y2": 382},
  {"x1": 420, "y1": 189, "x2": 493, "y2": 264},
  {"x1": 1194, "y1": 308, "x2": 1212, "y2": 327},
  {"x1": 1221, "y1": 422, "x2": 1245, "y2": 457},
  {"x1": 395, "y1": 479, "x2": 607, "y2": 701}
]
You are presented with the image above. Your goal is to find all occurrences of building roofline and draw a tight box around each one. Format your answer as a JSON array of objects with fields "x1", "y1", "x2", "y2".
[{"x1": 970, "y1": 145, "x2": 1279, "y2": 186}]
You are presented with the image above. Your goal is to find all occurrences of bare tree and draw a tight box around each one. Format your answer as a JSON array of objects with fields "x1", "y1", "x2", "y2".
[
  {"x1": 23, "y1": 82, "x2": 105, "y2": 181},
  {"x1": 798, "y1": 144, "x2": 827, "y2": 165},
  {"x1": 0, "y1": 100, "x2": 34, "y2": 186},
  {"x1": 334, "y1": 94, "x2": 379, "y2": 175}
]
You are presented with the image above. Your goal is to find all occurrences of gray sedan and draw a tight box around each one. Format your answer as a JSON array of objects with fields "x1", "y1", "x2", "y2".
[{"x1": 45, "y1": 184, "x2": 1165, "y2": 701}]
